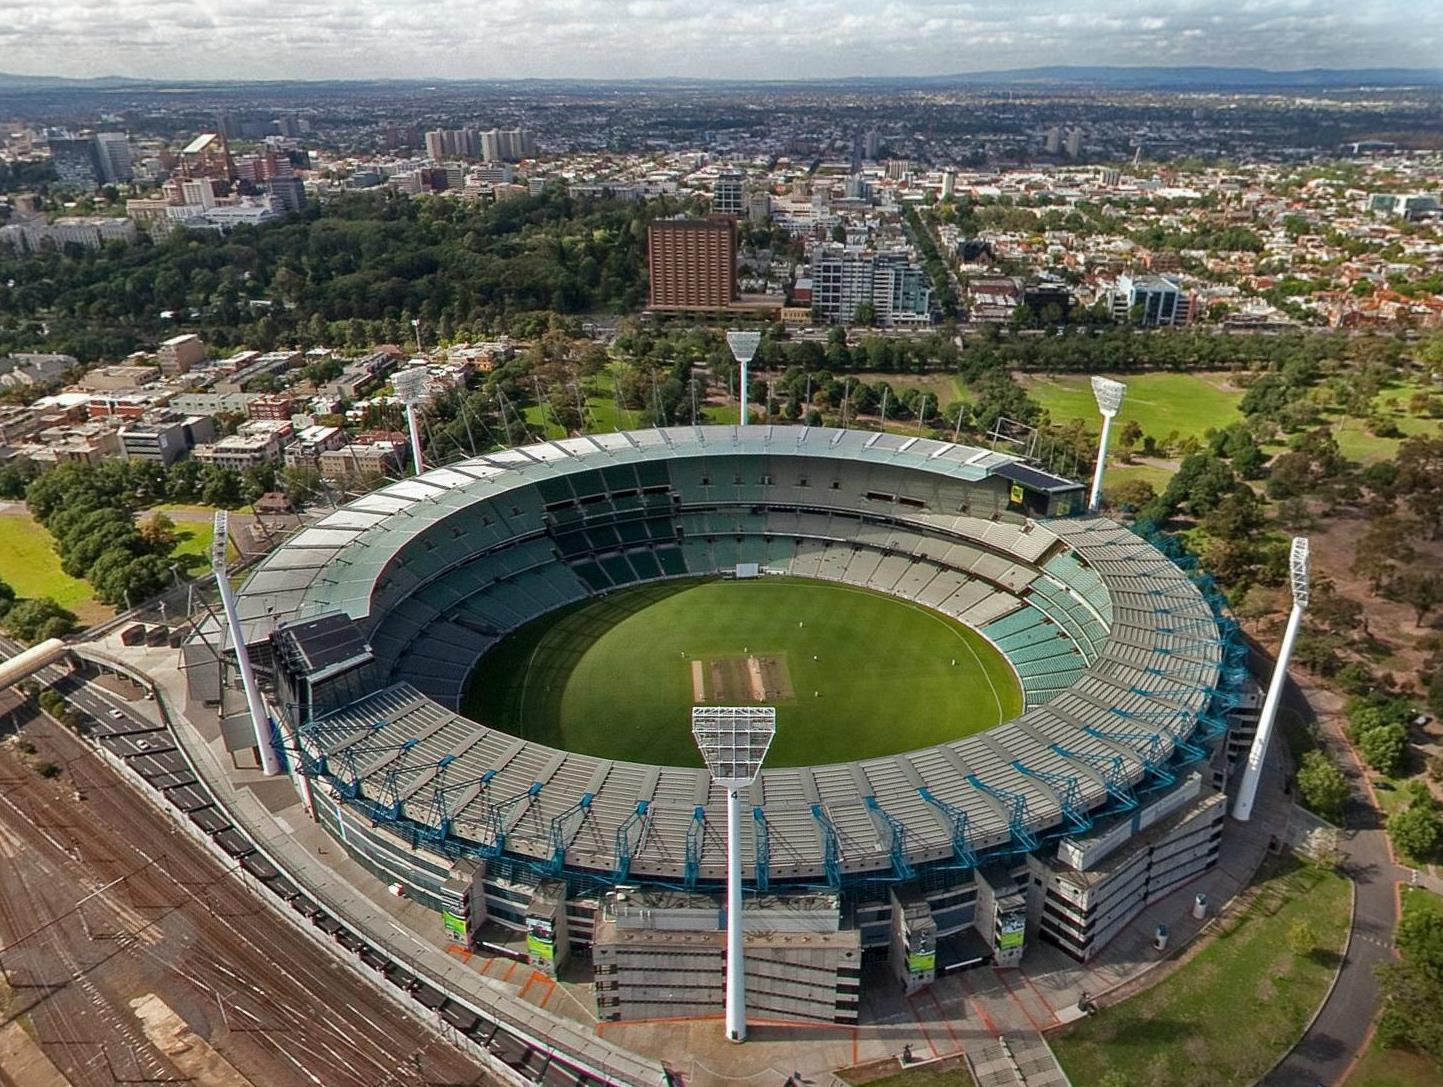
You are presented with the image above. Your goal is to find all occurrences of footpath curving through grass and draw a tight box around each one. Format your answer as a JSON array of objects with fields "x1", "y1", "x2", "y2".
[
  {"x1": 1343, "y1": 888, "x2": 1443, "y2": 1087},
  {"x1": 1051, "y1": 857, "x2": 1351, "y2": 1087},
  {"x1": 464, "y1": 576, "x2": 1023, "y2": 768}
]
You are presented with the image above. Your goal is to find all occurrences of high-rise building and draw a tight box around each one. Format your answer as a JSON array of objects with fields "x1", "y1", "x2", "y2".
[
  {"x1": 810, "y1": 244, "x2": 933, "y2": 327},
  {"x1": 1065, "y1": 128, "x2": 1083, "y2": 159},
  {"x1": 940, "y1": 171, "x2": 955, "y2": 199},
  {"x1": 863, "y1": 129, "x2": 881, "y2": 160},
  {"x1": 712, "y1": 172, "x2": 744, "y2": 216},
  {"x1": 646, "y1": 218, "x2": 738, "y2": 312},
  {"x1": 47, "y1": 137, "x2": 102, "y2": 189},
  {"x1": 1113, "y1": 274, "x2": 1181, "y2": 326},
  {"x1": 1045, "y1": 126, "x2": 1062, "y2": 155},
  {"x1": 424, "y1": 129, "x2": 446, "y2": 161},
  {"x1": 93, "y1": 132, "x2": 133, "y2": 183},
  {"x1": 265, "y1": 176, "x2": 307, "y2": 213},
  {"x1": 885, "y1": 159, "x2": 910, "y2": 181}
]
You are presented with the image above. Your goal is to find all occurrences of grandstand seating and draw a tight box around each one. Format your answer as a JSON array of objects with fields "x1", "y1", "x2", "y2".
[{"x1": 240, "y1": 427, "x2": 1224, "y2": 888}]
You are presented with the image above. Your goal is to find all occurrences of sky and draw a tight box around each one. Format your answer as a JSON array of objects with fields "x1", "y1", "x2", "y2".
[{"x1": 2, "y1": 0, "x2": 1440, "y2": 82}]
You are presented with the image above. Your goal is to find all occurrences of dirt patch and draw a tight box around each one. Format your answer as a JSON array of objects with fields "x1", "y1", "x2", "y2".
[
  {"x1": 130, "y1": 993, "x2": 254, "y2": 1087},
  {"x1": 691, "y1": 659, "x2": 705, "y2": 703},
  {"x1": 702, "y1": 655, "x2": 792, "y2": 703},
  {"x1": 0, "y1": 1020, "x2": 68, "y2": 1087}
]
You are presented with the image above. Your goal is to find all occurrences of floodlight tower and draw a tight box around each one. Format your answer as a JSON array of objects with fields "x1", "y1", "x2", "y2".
[
  {"x1": 392, "y1": 367, "x2": 429, "y2": 476},
  {"x1": 1234, "y1": 537, "x2": 1310, "y2": 822},
  {"x1": 211, "y1": 511, "x2": 280, "y2": 776},
  {"x1": 726, "y1": 331, "x2": 761, "y2": 426},
  {"x1": 691, "y1": 706, "x2": 776, "y2": 1043},
  {"x1": 1087, "y1": 376, "x2": 1127, "y2": 513}
]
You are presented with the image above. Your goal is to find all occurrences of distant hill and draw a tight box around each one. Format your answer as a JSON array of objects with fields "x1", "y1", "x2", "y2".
[
  {"x1": 925, "y1": 65, "x2": 1443, "y2": 89},
  {"x1": 0, "y1": 65, "x2": 1439, "y2": 93}
]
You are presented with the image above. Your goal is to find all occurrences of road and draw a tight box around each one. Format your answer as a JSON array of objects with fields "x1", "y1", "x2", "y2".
[
  {"x1": 0, "y1": 682, "x2": 492, "y2": 1087},
  {"x1": 1262, "y1": 684, "x2": 1403, "y2": 1087}
]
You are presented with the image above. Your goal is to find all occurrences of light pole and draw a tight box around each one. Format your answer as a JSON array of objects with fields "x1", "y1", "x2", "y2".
[
  {"x1": 1234, "y1": 537, "x2": 1310, "y2": 822},
  {"x1": 211, "y1": 512, "x2": 280, "y2": 776},
  {"x1": 1087, "y1": 376, "x2": 1127, "y2": 513},
  {"x1": 726, "y1": 331, "x2": 761, "y2": 426},
  {"x1": 691, "y1": 706, "x2": 775, "y2": 1043},
  {"x1": 410, "y1": 317, "x2": 422, "y2": 354},
  {"x1": 392, "y1": 367, "x2": 429, "y2": 476}
]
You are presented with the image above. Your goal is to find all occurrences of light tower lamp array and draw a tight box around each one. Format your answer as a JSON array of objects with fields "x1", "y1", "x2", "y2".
[
  {"x1": 1088, "y1": 376, "x2": 1127, "y2": 513},
  {"x1": 210, "y1": 510, "x2": 280, "y2": 776},
  {"x1": 1233, "y1": 536, "x2": 1310, "y2": 822},
  {"x1": 392, "y1": 366, "x2": 430, "y2": 476},
  {"x1": 691, "y1": 705, "x2": 776, "y2": 1043},
  {"x1": 725, "y1": 330, "x2": 761, "y2": 426}
]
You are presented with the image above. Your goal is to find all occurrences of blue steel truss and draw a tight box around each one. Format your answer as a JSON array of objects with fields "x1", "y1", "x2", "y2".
[
  {"x1": 483, "y1": 781, "x2": 542, "y2": 858},
  {"x1": 373, "y1": 738, "x2": 425, "y2": 816},
  {"x1": 547, "y1": 792, "x2": 593, "y2": 874},
  {"x1": 421, "y1": 767, "x2": 493, "y2": 842},
  {"x1": 918, "y1": 788, "x2": 977, "y2": 867},
  {"x1": 965, "y1": 774, "x2": 1039, "y2": 853},
  {"x1": 752, "y1": 806, "x2": 771, "y2": 891},
  {"x1": 613, "y1": 801, "x2": 649, "y2": 882},
  {"x1": 684, "y1": 806, "x2": 706, "y2": 889},
  {"x1": 1082, "y1": 725, "x2": 1175, "y2": 784},
  {"x1": 810, "y1": 804, "x2": 842, "y2": 887},
  {"x1": 864, "y1": 796, "x2": 915, "y2": 880},
  {"x1": 1011, "y1": 762, "x2": 1091, "y2": 835},
  {"x1": 1049, "y1": 745, "x2": 1137, "y2": 811}
]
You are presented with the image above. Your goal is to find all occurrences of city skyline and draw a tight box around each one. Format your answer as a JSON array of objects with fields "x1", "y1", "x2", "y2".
[{"x1": 3, "y1": 0, "x2": 1439, "y2": 83}]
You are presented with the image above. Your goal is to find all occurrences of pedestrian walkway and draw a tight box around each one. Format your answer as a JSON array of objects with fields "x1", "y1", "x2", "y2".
[{"x1": 967, "y1": 1033, "x2": 1070, "y2": 1087}]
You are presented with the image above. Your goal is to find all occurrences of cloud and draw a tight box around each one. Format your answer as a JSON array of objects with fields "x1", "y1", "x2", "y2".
[{"x1": 2, "y1": 0, "x2": 1437, "y2": 81}]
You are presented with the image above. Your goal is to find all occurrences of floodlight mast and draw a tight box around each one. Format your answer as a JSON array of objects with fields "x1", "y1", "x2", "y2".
[
  {"x1": 1234, "y1": 537, "x2": 1310, "y2": 822},
  {"x1": 726, "y1": 331, "x2": 761, "y2": 426},
  {"x1": 1087, "y1": 376, "x2": 1127, "y2": 513},
  {"x1": 211, "y1": 511, "x2": 280, "y2": 776},
  {"x1": 393, "y1": 367, "x2": 428, "y2": 476},
  {"x1": 691, "y1": 706, "x2": 775, "y2": 1042}
]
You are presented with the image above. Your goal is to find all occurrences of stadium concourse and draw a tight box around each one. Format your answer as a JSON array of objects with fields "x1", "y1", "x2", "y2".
[{"x1": 198, "y1": 424, "x2": 1252, "y2": 1032}]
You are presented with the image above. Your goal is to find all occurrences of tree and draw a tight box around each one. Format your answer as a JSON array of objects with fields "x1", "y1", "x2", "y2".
[
  {"x1": 1353, "y1": 517, "x2": 1415, "y2": 593},
  {"x1": 2, "y1": 597, "x2": 77, "y2": 643},
  {"x1": 137, "y1": 511, "x2": 178, "y2": 553},
  {"x1": 1389, "y1": 803, "x2": 1442, "y2": 861},
  {"x1": 1108, "y1": 478, "x2": 1157, "y2": 512},
  {"x1": 1296, "y1": 750, "x2": 1350, "y2": 821},
  {"x1": 1359, "y1": 723, "x2": 1410, "y2": 777},
  {"x1": 0, "y1": 575, "x2": 14, "y2": 619},
  {"x1": 1430, "y1": 670, "x2": 1443, "y2": 721},
  {"x1": 1389, "y1": 572, "x2": 1443, "y2": 626},
  {"x1": 1287, "y1": 920, "x2": 1318, "y2": 957}
]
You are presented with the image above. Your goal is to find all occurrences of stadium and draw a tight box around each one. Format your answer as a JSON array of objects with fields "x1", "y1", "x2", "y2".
[{"x1": 225, "y1": 424, "x2": 1247, "y2": 1027}]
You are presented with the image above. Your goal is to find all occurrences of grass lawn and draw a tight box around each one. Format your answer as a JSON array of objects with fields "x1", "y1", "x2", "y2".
[
  {"x1": 1327, "y1": 380, "x2": 1442, "y2": 465},
  {"x1": 841, "y1": 1062, "x2": 976, "y2": 1087},
  {"x1": 0, "y1": 511, "x2": 109, "y2": 624},
  {"x1": 1020, "y1": 371, "x2": 1244, "y2": 442},
  {"x1": 1343, "y1": 888, "x2": 1443, "y2": 1087},
  {"x1": 1051, "y1": 857, "x2": 1352, "y2": 1087},
  {"x1": 464, "y1": 577, "x2": 1023, "y2": 768}
]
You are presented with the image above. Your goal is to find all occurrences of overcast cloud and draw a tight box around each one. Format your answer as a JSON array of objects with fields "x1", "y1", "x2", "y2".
[{"x1": 2, "y1": 0, "x2": 1438, "y2": 81}]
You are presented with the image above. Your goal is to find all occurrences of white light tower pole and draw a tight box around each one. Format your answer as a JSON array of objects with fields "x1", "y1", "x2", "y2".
[
  {"x1": 393, "y1": 367, "x2": 429, "y2": 476},
  {"x1": 211, "y1": 512, "x2": 280, "y2": 776},
  {"x1": 692, "y1": 706, "x2": 775, "y2": 1043},
  {"x1": 1088, "y1": 376, "x2": 1127, "y2": 513},
  {"x1": 1234, "y1": 537, "x2": 1310, "y2": 822},
  {"x1": 410, "y1": 317, "x2": 423, "y2": 354},
  {"x1": 726, "y1": 331, "x2": 761, "y2": 426}
]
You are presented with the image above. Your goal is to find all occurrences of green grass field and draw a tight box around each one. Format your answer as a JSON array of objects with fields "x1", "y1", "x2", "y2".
[
  {"x1": 1021, "y1": 371, "x2": 1244, "y2": 441},
  {"x1": 463, "y1": 577, "x2": 1023, "y2": 768},
  {"x1": 1052, "y1": 857, "x2": 1351, "y2": 1087},
  {"x1": 0, "y1": 511, "x2": 109, "y2": 624}
]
